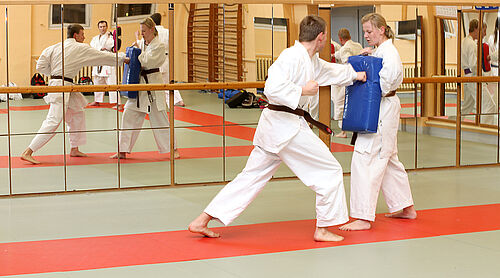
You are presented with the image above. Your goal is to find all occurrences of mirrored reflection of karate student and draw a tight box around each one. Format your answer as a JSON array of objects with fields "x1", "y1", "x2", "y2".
[
  {"x1": 461, "y1": 19, "x2": 496, "y2": 124},
  {"x1": 21, "y1": 24, "x2": 127, "y2": 165},
  {"x1": 189, "y1": 15, "x2": 367, "y2": 242},
  {"x1": 339, "y1": 13, "x2": 417, "y2": 231},
  {"x1": 331, "y1": 28, "x2": 363, "y2": 138},
  {"x1": 110, "y1": 18, "x2": 180, "y2": 160},
  {"x1": 486, "y1": 18, "x2": 499, "y2": 125},
  {"x1": 89, "y1": 20, "x2": 120, "y2": 108}
]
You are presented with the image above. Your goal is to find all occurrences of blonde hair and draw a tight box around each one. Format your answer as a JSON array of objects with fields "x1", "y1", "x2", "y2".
[
  {"x1": 140, "y1": 17, "x2": 158, "y2": 37},
  {"x1": 361, "y1": 13, "x2": 394, "y2": 40}
]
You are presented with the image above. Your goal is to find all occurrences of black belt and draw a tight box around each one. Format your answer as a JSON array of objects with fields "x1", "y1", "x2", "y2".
[
  {"x1": 50, "y1": 75, "x2": 73, "y2": 83},
  {"x1": 492, "y1": 64, "x2": 498, "y2": 68},
  {"x1": 464, "y1": 68, "x2": 472, "y2": 75},
  {"x1": 138, "y1": 68, "x2": 160, "y2": 108},
  {"x1": 266, "y1": 104, "x2": 332, "y2": 135}
]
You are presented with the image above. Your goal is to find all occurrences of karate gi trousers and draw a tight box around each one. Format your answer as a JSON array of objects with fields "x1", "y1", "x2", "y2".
[
  {"x1": 462, "y1": 76, "x2": 497, "y2": 125},
  {"x1": 350, "y1": 137, "x2": 414, "y2": 222},
  {"x1": 29, "y1": 93, "x2": 86, "y2": 152},
  {"x1": 93, "y1": 75, "x2": 119, "y2": 104},
  {"x1": 204, "y1": 121, "x2": 349, "y2": 227},
  {"x1": 118, "y1": 101, "x2": 176, "y2": 153}
]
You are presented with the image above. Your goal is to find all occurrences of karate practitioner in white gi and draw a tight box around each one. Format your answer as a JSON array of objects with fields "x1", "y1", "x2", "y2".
[
  {"x1": 486, "y1": 18, "x2": 499, "y2": 124},
  {"x1": 111, "y1": 17, "x2": 179, "y2": 160},
  {"x1": 461, "y1": 19, "x2": 496, "y2": 125},
  {"x1": 21, "y1": 24, "x2": 127, "y2": 165},
  {"x1": 331, "y1": 28, "x2": 363, "y2": 138},
  {"x1": 189, "y1": 15, "x2": 366, "y2": 242},
  {"x1": 89, "y1": 20, "x2": 120, "y2": 107},
  {"x1": 340, "y1": 13, "x2": 417, "y2": 231}
]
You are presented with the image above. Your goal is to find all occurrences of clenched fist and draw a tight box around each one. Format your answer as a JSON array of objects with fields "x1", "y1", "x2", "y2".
[{"x1": 302, "y1": 80, "x2": 319, "y2": 96}]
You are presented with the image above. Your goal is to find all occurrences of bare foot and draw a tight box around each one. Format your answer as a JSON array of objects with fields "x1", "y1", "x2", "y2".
[
  {"x1": 70, "y1": 148, "x2": 88, "y2": 157},
  {"x1": 110, "y1": 152, "x2": 127, "y2": 159},
  {"x1": 88, "y1": 101, "x2": 100, "y2": 106},
  {"x1": 20, "y1": 148, "x2": 40, "y2": 164},
  {"x1": 339, "y1": 219, "x2": 371, "y2": 231},
  {"x1": 334, "y1": 131, "x2": 347, "y2": 138},
  {"x1": 314, "y1": 227, "x2": 344, "y2": 242},
  {"x1": 385, "y1": 205, "x2": 417, "y2": 219},
  {"x1": 173, "y1": 149, "x2": 180, "y2": 159},
  {"x1": 188, "y1": 212, "x2": 220, "y2": 238},
  {"x1": 175, "y1": 101, "x2": 185, "y2": 107}
]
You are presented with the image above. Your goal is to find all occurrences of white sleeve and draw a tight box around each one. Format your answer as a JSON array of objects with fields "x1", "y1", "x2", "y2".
[
  {"x1": 78, "y1": 43, "x2": 124, "y2": 67},
  {"x1": 378, "y1": 51, "x2": 403, "y2": 95},
  {"x1": 314, "y1": 58, "x2": 357, "y2": 87},
  {"x1": 36, "y1": 46, "x2": 52, "y2": 76},
  {"x1": 263, "y1": 54, "x2": 302, "y2": 109}
]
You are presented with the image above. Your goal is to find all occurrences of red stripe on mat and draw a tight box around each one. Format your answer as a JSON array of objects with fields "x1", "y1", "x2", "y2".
[
  {"x1": 3, "y1": 142, "x2": 352, "y2": 169},
  {"x1": 0, "y1": 203, "x2": 499, "y2": 276}
]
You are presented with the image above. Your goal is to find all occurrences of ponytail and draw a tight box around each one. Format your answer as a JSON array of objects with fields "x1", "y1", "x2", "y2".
[{"x1": 385, "y1": 25, "x2": 395, "y2": 40}]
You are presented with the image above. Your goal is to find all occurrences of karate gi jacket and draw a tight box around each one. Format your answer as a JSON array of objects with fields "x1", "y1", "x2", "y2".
[
  {"x1": 461, "y1": 35, "x2": 477, "y2": 76},
  {"x1": 36, "y1": 38, "x2": 125, "y2": 107},
  {"x1": 90, "y1": 32, "x2": 116, "y2": 77},
  {"x1": 354, "y1": 39, "x2": 403, "y2": 158},
  {"x1": 254, "y1": 41, "x2": 358, "y2": 153},
  {"x1": 334, "y1": 39, "x2": 363, "y2": 64},
  {"x1": 487, "y1": 34, "x2": 499, "y2": 68},
  {"x1": 124, "y1": 36, "x2": 167, "y2": 113}
]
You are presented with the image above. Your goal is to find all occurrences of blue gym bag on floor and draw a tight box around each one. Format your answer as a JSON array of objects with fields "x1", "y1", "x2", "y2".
[
  {"x1": 342, "y1": 55, "x2": 383, "y2": 133},
  {"x1": 121, "y1": 47, "x2": 142, "y2": 98}
]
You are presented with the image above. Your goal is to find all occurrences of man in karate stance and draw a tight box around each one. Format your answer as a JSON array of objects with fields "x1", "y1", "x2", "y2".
[
  {"x1": 189, "y1": 15, "x2": 366, "y2": 242},
  {"x1": 21, "y1": 24, "x2": 127, "y2": 164}
]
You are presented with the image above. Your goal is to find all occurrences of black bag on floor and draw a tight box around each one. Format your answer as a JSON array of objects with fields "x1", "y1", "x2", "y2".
[
  {"x1": 226, "y1": 90, "x2": 250, "y2": 108},
  {"x1": 30, "y1": 73, "x2": 47, "y2": 99}
]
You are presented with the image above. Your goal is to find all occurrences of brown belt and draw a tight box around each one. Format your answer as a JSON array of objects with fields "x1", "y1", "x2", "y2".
[
  {"x1": 385, "y1": 90, "x2": 396, "y2": 97},
  {"x1": 266, "y1": 104, "x2": 333, "y2": 135},
  {"x1": 50, "y1": 75, "x2": 73, "y2": 83}
]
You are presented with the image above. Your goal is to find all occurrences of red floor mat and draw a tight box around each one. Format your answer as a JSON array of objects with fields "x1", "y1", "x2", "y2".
[{"x1": 0, "y1": 203, "x2": 499, "y2": 276}]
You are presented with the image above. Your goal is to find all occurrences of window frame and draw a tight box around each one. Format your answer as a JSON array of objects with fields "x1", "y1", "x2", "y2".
[{"x1": 49, "y1": 4, "x2": 92, "y2": 29}]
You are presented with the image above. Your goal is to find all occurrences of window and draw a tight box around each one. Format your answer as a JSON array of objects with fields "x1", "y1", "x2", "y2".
[
  {"x1": 113, "y1": 4, "x2": 156, "y2": 23},
  {"x1": 50, "y1": 4, "x2": 90, "y2": 28}
]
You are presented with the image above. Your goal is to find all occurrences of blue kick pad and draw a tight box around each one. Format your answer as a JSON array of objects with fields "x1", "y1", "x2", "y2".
[
  {"x1": 342, "y1": 55, "x2": 383, "y2": 133},
  {"x1": 121, "y1": 47, "x2": 142, "y2": 98}
]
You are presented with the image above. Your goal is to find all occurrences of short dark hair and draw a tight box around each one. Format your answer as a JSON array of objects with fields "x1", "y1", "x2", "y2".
[
  {"x1": 67, "y1": 24, "x2": 84, "y2": 39},
  {"x1": 469, "y1": 19, "x2": 478, "y2": 33},
  {"x1": 299, "y1": 15, "x2": 326, "y2": 42},
  {"x1": 338, "y1": 28, "x2": 351, "y2": 40},
  {"x1": 97, "y1": 20, "x2": 108, "y2": 27},
  {"x1": 151, "y1": 13, "x2": 162, "y2": 25}
]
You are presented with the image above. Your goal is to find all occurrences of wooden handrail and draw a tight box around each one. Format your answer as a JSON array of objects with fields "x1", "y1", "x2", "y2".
[{"x1": 1, "y1": 76, "x2": 499, "y2": 94}]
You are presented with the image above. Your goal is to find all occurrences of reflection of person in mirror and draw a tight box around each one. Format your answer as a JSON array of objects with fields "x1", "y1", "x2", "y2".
[
  {"x1": 189, "y1": 15, "x2": 366, "y2": 242},
  {"x1": 88, "y1": 20, "x2": 120, "y2": 108},
  {"x1": 135, "y1": 13, "x2": 185, "y2": 107},
  {"x1": 339, "y1": 13, "x2": 417, "y2": 232},
  {"x1": 461, "y1": 19, "x2": 496, "y2": 124},
  {"x1": 110, "y1": 17, "x2": 180, "y2": 160},
  {"x1": 331, "y1": 28, "x2": 363, "y2": 138},
  {"x1": 486, "y1": 18, "x2": 499, "y2": 124},
  {"x1": 21, "y1": 24, "x2": 127, "y2": 165}
]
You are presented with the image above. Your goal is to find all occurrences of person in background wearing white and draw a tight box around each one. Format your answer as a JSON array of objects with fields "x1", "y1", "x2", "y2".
[
  {"x1": 331, "y1": 28, "x2": 363, "y2": 138},
  {"x1": 340, "y1": 13, "x2": 417, "y2": 231},
  {"x1": 21, "y1": 24, "x2": 127, "y2": 165},
  {"x1": 89, "y1": 20, "x2": 120, "y2": 108},
  {"x1": 486, "y1": 17, "x2": 499, "y2": 124}
]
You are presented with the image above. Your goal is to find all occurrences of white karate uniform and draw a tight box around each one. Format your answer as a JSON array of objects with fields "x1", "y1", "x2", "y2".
[
  {"x1": 461, "y1": 35, "x2": 496, "y2": 124},
  {"x1": 485, "y1": 34, "x2": 499, "y2": 124},
  {"x1": 119, "y1": 36, "x2": 176, "y2": 154},
  {"x1": 205, "y1": 41, "x2": 358, "y2": 227},
  {"x1": 90, "y1": 32, "x2": 119, "y2": 104},
  {"x1": 331, "y1": 40, "x2": 363, "y2": 128},
  {"x1": 30, "y1": 38, "x2": 125, "y2": 152},
  {"x1": 349, "y1": 39, "x2": 414, "y2": 222},
  {"x1": 155, "y1": 25, "x2": 183, "y2": 106}
]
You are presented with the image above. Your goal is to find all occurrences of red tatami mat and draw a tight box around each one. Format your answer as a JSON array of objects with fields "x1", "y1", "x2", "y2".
[{"x1": 1, "y1": 203, "x2": 499, "y2": 276}]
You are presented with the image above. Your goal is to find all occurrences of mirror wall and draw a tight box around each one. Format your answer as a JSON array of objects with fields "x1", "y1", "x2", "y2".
[{"x1": 0, "y1": 3, "x2": 499, "y2": 196}]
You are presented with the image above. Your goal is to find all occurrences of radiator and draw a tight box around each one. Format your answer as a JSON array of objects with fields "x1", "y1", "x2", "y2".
[{"x1": 256, "y1": 56, "x2": 273, "y2": 81}]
